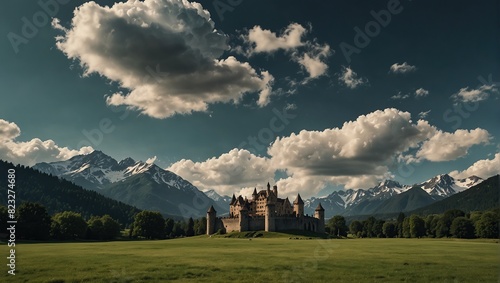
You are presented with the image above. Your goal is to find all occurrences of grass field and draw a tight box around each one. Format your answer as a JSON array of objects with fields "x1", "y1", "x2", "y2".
[{"x1": 2, "y1": 234, "x2": 499, "y2": 283}]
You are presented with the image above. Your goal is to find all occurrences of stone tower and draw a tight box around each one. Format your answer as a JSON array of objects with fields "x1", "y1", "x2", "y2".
[
  {"x1": 272, "y1": 185, "x2": 278, "y2": 198},
  {"x1": 293, "y1": 193, "x2": 304, "y2": 217},
  {"x1": 252, "y1": 188, "x2": 258, "y2": 200},
  {"x1": 239, "y1": 204, "x2": 249, "y2": 232},
  {"x1": 265, "y1": 199, "x2": 276, "y2": 232},
  {"x1": 314, "y1": 203, "x2": 325, "y2": 233},
  {"x1": 206, "y1": 205, "x2": 216, "y2": 235}
]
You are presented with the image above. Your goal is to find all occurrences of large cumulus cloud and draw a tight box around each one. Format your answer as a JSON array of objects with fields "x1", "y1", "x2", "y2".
[
  {"x1": 0, "y1": 119, "x2": 93, "y2": 166},
  {"x1": 54, "y1": 0, "x2": 273, "y2": 118},
  {"x1": 168, "y1": 148, "x2": 275, "y2": 196},
  {"x1": 166, "y1": 108, "x2": 491, "y2": 199},
  {"x1": 449, "y1": 153, "x2": 500, "y2": 179}
]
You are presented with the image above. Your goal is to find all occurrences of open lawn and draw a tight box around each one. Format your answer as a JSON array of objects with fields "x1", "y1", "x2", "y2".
[{"x1": 2, "y1": 235, "x2": 499, "y2": 282}]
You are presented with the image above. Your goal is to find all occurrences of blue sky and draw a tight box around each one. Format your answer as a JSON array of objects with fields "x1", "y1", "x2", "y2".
[{"x1": 1, "y1": 0, "x2": 499, "y2": 198}]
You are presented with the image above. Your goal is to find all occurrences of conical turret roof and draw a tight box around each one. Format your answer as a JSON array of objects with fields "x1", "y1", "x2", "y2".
[
  {"x1": 293, "y1": 193, "x2": 304, "y2": 205},
  {"x1": 315, "y1": 203, "x2": 324, "y2": 211},
  {"x1": 207, "y1": 205, "x2": 216, "y2": 213}
]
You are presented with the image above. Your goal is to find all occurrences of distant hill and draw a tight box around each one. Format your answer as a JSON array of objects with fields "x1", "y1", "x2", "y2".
[
  {"x1": 411, "y1": 175, "x2": 499, "y2": 215},
  {"x1": 0, "y1": 160, "x2": 141, "y2": 226},
  {"x1": 370, "y1": 187, "x2": 438, "y2": 214}
]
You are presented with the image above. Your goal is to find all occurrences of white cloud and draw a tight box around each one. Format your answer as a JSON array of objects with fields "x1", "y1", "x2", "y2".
[
  {"x1": 0, "y1": 119, "x2": 93, "y2": 166},
  {"x1": 452, "y1": 84, "x2": 499, "y2": 102},
  {"x1": 168, "y1": 149, "x2": 275, "y2": 197},
  {"x1": 415, "y1": 88, "x2": 429, "y2": 97},
  {"x1": 54, "y1": 0, "x2": 273, "y2": 119},
  {"x1": 339, "y1": 66, "x2": 367, "y2": 89},
  {"x1": 449, "y1": 153, "x2": 500, "y2": 179},
  {"x1": 146, "y1": 156, "x2": 157, "y2": 164},
  {"x1": 391, "y1": 92, "x2": 410, "y2": 100},
  {"x1": 242, "y1": 23, "x2": 331, "y2": 81},
  {"x1": 389, "y1": 62, "x2": 417, "y2": 74},
  {"x1": 165, "y1": 108, "x2": 492, "y2": 199},
  {"x1": 294, "y1": 43, "x2": 331, "y2": 80},
  {"x1": 245, "y1": 23, "x2": 307, "y2": 53},
  {"x1": 268, "y1": 109, "x2": 435, "y2": 190},
  {"x1": 418, "y1": 110, "x2": 431, "y2": 119},
  {"x1": 416, "y1": 128, "x2": 490, "y2": 162}
]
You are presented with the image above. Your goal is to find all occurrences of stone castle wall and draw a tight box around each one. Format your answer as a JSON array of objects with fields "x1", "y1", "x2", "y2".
[{"x1": 218, "y1": 215, "x2": 323, "y2": 233}]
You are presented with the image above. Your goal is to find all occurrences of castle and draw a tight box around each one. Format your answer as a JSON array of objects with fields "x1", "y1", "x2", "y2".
[{"x1": 206, "y1": 183, "x2": 325, "y2": 234}]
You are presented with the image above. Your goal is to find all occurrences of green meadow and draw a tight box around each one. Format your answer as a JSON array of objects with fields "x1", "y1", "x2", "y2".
[{"x1": 3, "y1": 234, "x2": 499, "y2": 283}]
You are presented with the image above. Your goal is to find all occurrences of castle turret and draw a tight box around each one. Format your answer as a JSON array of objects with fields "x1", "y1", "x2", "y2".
[
  {"x1": 265, "y1": 199, "x2": 276, "y2": 232},
  {"x1": 314, "y1": 203, "x2": 325, "y2": 233},
  {"x1": 252, "y1": 188, "x2": 258, "y2": 200},
  {"x1": 239, "y1": 203, "x2": 249, "y2": 232},
  {"x1": 266, "y1": 182, "x2": 271, "y2": 196},
  {"x1": 206, "y1": 205, "x2": 217, "y2": 235},
  {"x1": 272, "y1": 185, "x2": 278, "y2": 198},
  {"x1": 293, "y1": 193, "x2": 304, "y2": 217}
]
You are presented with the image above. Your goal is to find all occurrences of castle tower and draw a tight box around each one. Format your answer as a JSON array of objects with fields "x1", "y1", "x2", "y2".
[
  {"x1": 293, "y1": 193, "x2": 304, "y2": 217},
  {"x1": 314, "y1": 203, "x2": 325, "y2": 233},
  {"x1": 206, "y1": 205, "x2": 217, "y2": 235},
  {"x1": 272, "y1": 185, "x2": 278, "y2": 198},
  {"x1": 239, "y1": 204, "x2": 249, "y2": 232},
  {"x1": 252, "y1": 188, "x2": 258, "y2": 200},
  {"x1": 266, "y1": 182, "x2": 271, "y2": 196},
  {"x1": 265, "y1": 199, "x2": 276, "y2": 232}
]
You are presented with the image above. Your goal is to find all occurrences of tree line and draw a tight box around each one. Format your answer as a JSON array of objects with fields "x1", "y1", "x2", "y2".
[
  {"x1": 0, "y1": 202, "x2": 206, "y2": 241},
  {"x1": 326, "y1": 208, "x2": 500, "y2": 239}
]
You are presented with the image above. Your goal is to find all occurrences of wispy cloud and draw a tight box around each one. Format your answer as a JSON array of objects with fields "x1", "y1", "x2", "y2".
[
  {"x1": 452, "y1": 84, "x2": 499, "y2": 102},
  {"x1": 389, "y1": 62, "x2": 417, "y2": 74},
  {"x1": 338, "y1": 66, "x2": 367, "y2": 89}
]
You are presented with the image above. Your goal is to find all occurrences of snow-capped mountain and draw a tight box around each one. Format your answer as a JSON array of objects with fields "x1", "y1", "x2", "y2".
[
  {"x1": 33, "y1": 150, "x2": 199, "y2": 193},
  {"x1": 204, "y1": 189, "x2": 232, "y2": 214},
  {"x1": 304, "y1": 174, "x2": 483, "y2": 217},
  {"x1": 33, "y1": 150, "x2": 223, "y2": 217},
  {"x1": 204, "y1": 189, "x2": 231, "y2": 203}
]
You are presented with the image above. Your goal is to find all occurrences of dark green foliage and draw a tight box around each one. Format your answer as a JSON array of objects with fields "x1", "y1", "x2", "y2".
[
  {"x1": 402, "y1": 217, "x2": 411, "y2": 238},
  {"x1": 172, "y1": 221, "x2": 185, "y2": 237},
  {"x1": 132, "y1": 211, "x2": 165, "y2": 239},
  {"x1": 17, "y1": 202, "x2": 51, "y2": 240},
  {"x1": 51, "y1": 211, "x2": 87, "y2": 240},
  {"x1": 194, "y1": 217, "x2": 207, "y2": 235},
  {"x1": 349, "y1": 220, "x2": 363, "y2": 237},
  {"x1": 362, "y1": 216, "x2": 376, "y2": 237},
  {"x1": 397, "y1": 212, "x2": 405, "y2": 238},
  {"x1": 0, "y1": 206, "x2": 8, "y2": 234},
  {"x1": 474, "y1": 211, "x2": 499, "y2": 238},
  {"x1": 328, "y1": 215, "x2": 348, "y2": 237},
  {"x1": 0, "y1": 160, "x2": 140, "y2": 226},
  {"x1": 382, "y1": 222, "x2": 397, "y2": 238},
  {"x1": 451, "y1": 217, "x2": 475, "y2": 239},
  {"x1": 165, "y1": 218, "x2": 175, "y2": 237},
  {"x1": 186, "y1": 217, "x2": 195, "y2": 237},
  {"x1": 87, "y1": 216, "x2": 104, "y2": 240},
  {"x1": 89, "y1": 215, "x2": 121, "y2": 240},
  {"x1": 409, "y1": 215, "x2": 425, "y2": 238},
  {"x1": 373, "y1": 219, "x2": 385, "y2": 238},
  {"x1": 437, "y1": 209, "x2": 466, "y2": 237}
]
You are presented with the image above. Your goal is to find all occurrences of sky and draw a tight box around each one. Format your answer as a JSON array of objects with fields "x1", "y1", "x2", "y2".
[{"x1": 1, "y1": 0, "x2": 499, "y2": 199}]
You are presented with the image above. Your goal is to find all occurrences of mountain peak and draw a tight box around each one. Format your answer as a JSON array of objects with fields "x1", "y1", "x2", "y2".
[{"x1": 118, "y1": 157, "x2": 136, "y2": 168}]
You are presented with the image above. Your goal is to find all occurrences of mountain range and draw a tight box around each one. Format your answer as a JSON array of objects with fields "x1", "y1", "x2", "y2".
[
  {"x1": 32, "y1": 150, "x2": 490, "y2": 219},
  {"x1": 33, "y1": 151, "x2": 228, "y2": 218},
  {"x1": 304, "y1": 174, "x2": 484, "y2": 217}
]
